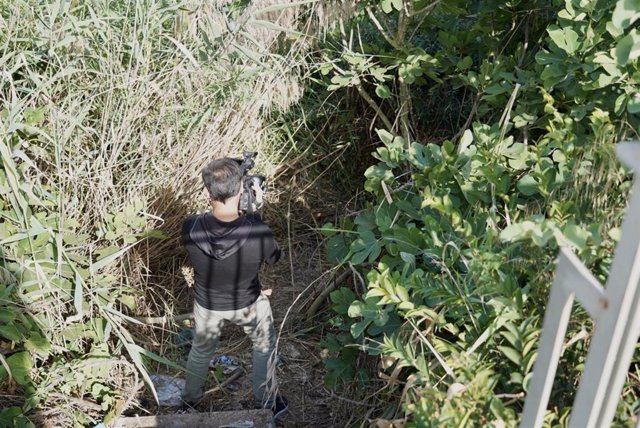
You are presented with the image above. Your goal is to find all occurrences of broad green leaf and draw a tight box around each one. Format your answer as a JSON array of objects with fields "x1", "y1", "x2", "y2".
[
  {"x1": 517, "y1": 175, "x2": 539, "y2": 196},
  {"x1": 627, "y1": 95, "x2": 640, "y2": 113},
  {"x1": 396, "y1": 285, "x2": 410, "y2": 302},
  {"x1": 348, "y1": 300, "x2": 365, "y2": 318},
  {"x1": 319, "y1": 223, "x2": 338, "y2": 237},
  {"x1": 0, "y1": 308, "x2": 17, "y2": 323},
  {"x1": 324, "y1": 358, "x2": 355, "y2": 388},
  {"x1": 0, "y1": 324, "x2": 22, "y2": 341},
  {"x1": 608, "y1": 227, "x2": 622, "y2": 241},
  {"x1": 375, "y1": 84, "x2": 391, "y2": 99},
  {"x1": 562, "y1": 224, "x2": 589, "y2": 251},
  {"x1": 23, "y1": 108, "x2": 45, "y2": 125},
  {"x1": 458, "y1": 129, "x2": 473, "y2": 154},
  {"x1": 330, "y1": 288, "x2": 356, "y2": 315},
  {"x1": 350, "y1": 319, "x2": 370, "y2": 338},
  {"x1": 500, "y1": 224, "x2": 524, "y2": 242},
  {"x1": 368, "y1": 241, "x2": 382, "y2": 263},
  {"x1": 498, "y1": 346, "x2": 521, "y2": 365},
  {"x1": 614, "y1": 29, "x2": 640, "y2": 65},
  {"x1": 0, "y1": 352, "x2": 32, "y2": 386},
  {"x1": 327, "y1": 234, "x2": 349, "y2": 263},
  {"x1": 376, "y1": 129, "x2": 395, "y2": 146},
  {"x1": 24, "y1": 333, "x2": 51, "y2": 358},
  {"x1": 548, "y1": 25, "x2": 580, "y2": 54},
  {"x1": 457, "y1": 56, "x2": 473, "y2": 70},
  {"x1": 612, "y1": 0, "x2": 640, "y2": 29}
]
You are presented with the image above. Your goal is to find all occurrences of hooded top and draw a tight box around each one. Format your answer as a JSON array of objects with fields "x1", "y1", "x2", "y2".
[{"x1": 183, "y1": 212, "x2": 281, "y2": 311}]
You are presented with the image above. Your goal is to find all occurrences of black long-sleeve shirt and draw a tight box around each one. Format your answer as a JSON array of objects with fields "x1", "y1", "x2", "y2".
[{"x1": 183, "y1": 212, "x2": 281, "y2": 310}]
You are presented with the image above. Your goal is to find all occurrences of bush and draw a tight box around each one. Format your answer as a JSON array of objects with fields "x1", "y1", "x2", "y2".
[{"x1": 321, "y1": 0, "x2": 640, "y2": 425}]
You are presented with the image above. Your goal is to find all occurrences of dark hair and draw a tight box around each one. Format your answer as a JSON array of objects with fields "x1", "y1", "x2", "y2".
[{"x1": 201, "y1": 158, "x2": 242, "y2": 202}]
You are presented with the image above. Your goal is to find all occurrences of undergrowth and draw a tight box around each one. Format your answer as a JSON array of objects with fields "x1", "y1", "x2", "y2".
[
  {"x1": 318, "y1": 0, "x2": 640, "y2": 426},
  {"x1": 0, "y1": 0, "x2": 329, "y2": 425}
]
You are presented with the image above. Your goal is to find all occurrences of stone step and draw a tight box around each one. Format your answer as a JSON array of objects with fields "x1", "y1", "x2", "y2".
[{"x1": 111, "y1": 409, "x2": 274, "y2": 428}]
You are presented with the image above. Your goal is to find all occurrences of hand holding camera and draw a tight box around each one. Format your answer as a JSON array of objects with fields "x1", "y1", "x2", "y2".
[{"x1": 233, "y1": 151, "x2": 267, "y2": 214}]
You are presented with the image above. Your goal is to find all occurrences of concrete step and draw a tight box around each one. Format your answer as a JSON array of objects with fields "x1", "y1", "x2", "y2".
[{"x1": 111, "y1": 409, "x2": 274, "y2": 428}]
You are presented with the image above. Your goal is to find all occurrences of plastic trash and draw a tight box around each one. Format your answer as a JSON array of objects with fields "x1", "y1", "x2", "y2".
[
  {"x1": 149, "y1": 374, "x2": 186, "y2": 407},
  {"x1": 210, "y1": 355, "x2": 239, "y2": 374}
]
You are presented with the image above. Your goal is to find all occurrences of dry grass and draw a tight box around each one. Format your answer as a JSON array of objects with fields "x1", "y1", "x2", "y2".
[{"x1": 0, "y1": 0, "x2": 363, "y2": 424}]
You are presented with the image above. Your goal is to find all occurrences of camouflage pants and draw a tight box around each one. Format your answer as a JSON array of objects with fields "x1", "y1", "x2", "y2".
[{"x1": 183, "y1": 293, "x2": 276, "y2": 406}]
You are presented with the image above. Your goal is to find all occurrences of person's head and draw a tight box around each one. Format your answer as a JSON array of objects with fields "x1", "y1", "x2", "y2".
[{"x1": 201, "y1": 158, "x2": 242, "y2": 203}]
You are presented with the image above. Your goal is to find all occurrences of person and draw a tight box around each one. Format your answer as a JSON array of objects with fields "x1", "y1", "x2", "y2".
[{"x1": 181, "y1": 157, "x2": 288, "y2": 418}]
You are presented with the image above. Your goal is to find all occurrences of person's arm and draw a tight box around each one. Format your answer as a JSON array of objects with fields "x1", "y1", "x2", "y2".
[
  {"x1": 265, "y1": 238, "x2": 282, "y2": 264},
  {"x1": 255, "y1": 220, "x2": 282, "y2": 264}
]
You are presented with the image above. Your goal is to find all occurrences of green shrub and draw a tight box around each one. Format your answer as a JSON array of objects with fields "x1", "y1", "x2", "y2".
[{"x1": 321, "y1": 0, "x2": 640, "y2": 425}]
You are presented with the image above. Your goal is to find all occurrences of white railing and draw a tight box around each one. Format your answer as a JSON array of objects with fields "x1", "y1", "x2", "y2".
[{"x1": 521, "y1": 142, "x2": 640, "y2": 427}]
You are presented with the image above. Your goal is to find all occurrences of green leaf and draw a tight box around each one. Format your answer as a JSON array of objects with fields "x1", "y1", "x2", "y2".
[
  {"x1": 380, "y1": 0, "x2": 392, "y2": 14},
  {"x1": 328, "y1": 74, "x2": 353, "y2": 91},
  {"x1": 23, "y1": 108, "x2": 45, "y2": 125},
  {"x1": 327, "y1": 234, "x2": 349, "y2": 263},
  {"x1": 562, "y1": 224, "x2": 589, "y2": 251},
  {"x1": 348, "y1": 300, "x2": 365, "y2": 318},
  {"x1": 548, "y1": 25, "x2": 580, "y2": 54},
  {"x1": 129, "y1": 343, "x2": 186, "y2": 372},
  {"x1": 614, "y1": 29, "x2": 640, "y2": 65},
  {"x1": 376, "y1": 129, "x2": 395, "y2": 146},
  {"x1": 627, "y1": 95, "x2": 640, "y2": 113},
  {"x1": 0, "y1": 267, "x2": 16, "y2": 286},
  {"x1": 0, "y1": 352, "x2": 33, "y2": 386},
  {"x1": 24, "y1": 334, "x2": 51, "y2": 358},
  {"x1": 375, "y1": 84, "x2": 391, "y2": 99},
  {"x1": 324, "y1": 358, "x2": 355, "y2": 388},
  {"x1": 608, "y1": 227, "x2": 622, "y2": 241},
  {"x1": 517, "y1": 175, "x2": 539, "y2": 196},
  {"x1": 0, "y1": 324, "x2": 22, "y2": 342},
  {"x1": 0, "y1": 308, "x2": 17, "y2": 324},
  {"x1": 458, "y1": 129, "x2": 473, "y2": 154},
  {"x1": 330, "y1": 288, "x2": 356, "y2": 315},
  {"x1": 91, "y1": 244, "x2": 135, "y2": 274},
  {"x1": 350, "y1": 319, "x2": 370, "y2": 338},
  {"x1": 456, "y1": 56, "x2": 473, "y2": 70},
  {"x1": 139, "y1": 229, "x2": 168, "y2": 240},
  {"x1": 500, "y1": 224, "x2": 524, "y2": 242},
  {"x1": 320, "y1": 223, "x2": 338, "y2": 237},
  {"x1": 498, "y1": 346, "x2": 521, "y2": 365},
  {"x1": 612, "y1": 0, "x2": 640, "y2": 29}
]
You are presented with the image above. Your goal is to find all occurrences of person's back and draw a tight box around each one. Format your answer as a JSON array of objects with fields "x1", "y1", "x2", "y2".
[
  {"x1": 183, "y1": 211, "x2": 280, "y2": 310},
  {"x1": 181, "y1": 158, "x2": 287, "y2": 418}
]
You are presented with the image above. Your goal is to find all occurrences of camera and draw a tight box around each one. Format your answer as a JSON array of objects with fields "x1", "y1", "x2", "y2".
[{"x1": 233, "y1": 151, "x2": 266, "y2": 213}]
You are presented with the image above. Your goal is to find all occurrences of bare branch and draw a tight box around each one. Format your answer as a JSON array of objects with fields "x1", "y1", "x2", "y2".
[
  {"x1": 409, "y1": 0, "x2": 442, "y2": 17},
  {"x1": 366, "y1": 7, "x2": 401, "y2": 50}
]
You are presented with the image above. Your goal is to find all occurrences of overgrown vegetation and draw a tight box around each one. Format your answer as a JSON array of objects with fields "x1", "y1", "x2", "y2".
[
  {"x1": 0, "y1": 0, "x2": 312, "y2": 425},
  {"x1": 320, "y1": 0, "x2": 640, "y2": 426},
  {"x1": 2, "y1": 0, "x2": 640, "y2": 426}
]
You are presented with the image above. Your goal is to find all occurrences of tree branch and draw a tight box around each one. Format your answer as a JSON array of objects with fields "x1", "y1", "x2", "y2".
[{"x1": 366, "y1": 7, "x2": 401, "y2": 50}]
